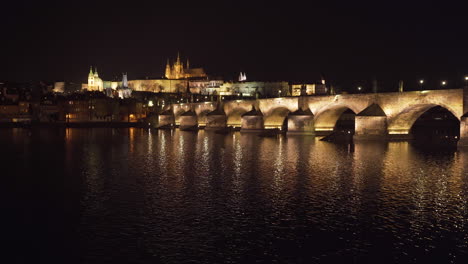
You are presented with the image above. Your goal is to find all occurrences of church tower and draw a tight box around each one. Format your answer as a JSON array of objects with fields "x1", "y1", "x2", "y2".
[
  {"x1": 88, "y1": 66, "x2": 95, "y2": 90},
  {"x1": 174, "y1": 52, "x2": 184, "y2": 79},
  {"x1": 239, "y1": 72, "x2": 247, "y2": 82}
]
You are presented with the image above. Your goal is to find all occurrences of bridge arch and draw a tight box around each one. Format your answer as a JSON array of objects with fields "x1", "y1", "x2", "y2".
[
  {"x1": 387, "y1": 103, "x2": 460, "y2": 135},
  {"x1": 263, "y1": 107, "x2": 291, "y2": 129},
  {"x1": 314, "y1": 104, "x2": 360, "y2": 134},
  {"x1": 224, "y1": 100, "x2": 256, "y2": 128},
  {"x1": 193, "y1": 103, "x2": 217, "y2": 126},
  {"x1": 172, "y1": 104, "x2": 192, "y2": 125},
  {"x1": 226, "y1": 107, "x2": 250, "y2": 127}
]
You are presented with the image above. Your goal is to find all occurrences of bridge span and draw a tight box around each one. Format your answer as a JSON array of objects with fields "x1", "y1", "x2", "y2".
[{"x1": 151, "y1": 88, "x2": 468, "y2": 146}]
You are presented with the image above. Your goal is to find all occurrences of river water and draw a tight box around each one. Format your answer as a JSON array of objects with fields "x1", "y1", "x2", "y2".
[{"x1": 2, "y1": 128, "x2": 468, "y2": 263}]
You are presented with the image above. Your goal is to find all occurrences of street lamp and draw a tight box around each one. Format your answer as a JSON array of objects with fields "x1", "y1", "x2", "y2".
[
  {"x1": 419, "y1": 79, "x2": 424, "y2": 90},
  {"x1": 357, "y1": 86, "x2": 362, "y2": 92},
  {"x1": 278, "y1": 90, "x2": 281, "y2": 97},
  {"x1": 464, "y1": 76, "x2": 468, "y2": 87},
  {"x1": 441, "y1": 81, "x2": 446, "y2": 88}
]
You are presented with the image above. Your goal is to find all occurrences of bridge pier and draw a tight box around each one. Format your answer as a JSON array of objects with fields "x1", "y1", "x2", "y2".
[
  {"x1": 354, "y1": 104, "x2": 388, "y2": 141},
  {"x1": 354, "y1": 116, "x2": 388, "y2": 140},
  {"x1": 150, "y1": 110, "x2": 175, "y2": 128},
  {"x1": 286, "y1": 109, "x2": 314, "y2": 135},
  {"x1": 460, "y1": 86, "x2": 468, "y2": 147},
  {"x1": 205, "y1": 109, "x2": 227, "y2": 130},
  {"x1": 179, "y1": 110, "x2": 198, "y2": 131},
  {"x1": 459, "y1": 114, "x2": 468, "y2": 147},
  {"x1": 241, "y1": 107, "x2": 264, "y2": 133}
]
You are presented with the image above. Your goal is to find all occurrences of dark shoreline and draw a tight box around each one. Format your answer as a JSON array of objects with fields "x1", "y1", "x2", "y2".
[{"x1": 0, "y1": 122, "x2": 149, "y2": 128}]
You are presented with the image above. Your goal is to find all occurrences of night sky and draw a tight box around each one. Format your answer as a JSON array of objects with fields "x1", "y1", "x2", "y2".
[{"x1": 2, "y1": 1, "x2": 468, "y2": 92}]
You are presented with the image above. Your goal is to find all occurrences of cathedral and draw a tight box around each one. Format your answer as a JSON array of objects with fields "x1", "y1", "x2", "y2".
[{"x1": 165, "y1": 53, "x2": 207, "y2": 79}]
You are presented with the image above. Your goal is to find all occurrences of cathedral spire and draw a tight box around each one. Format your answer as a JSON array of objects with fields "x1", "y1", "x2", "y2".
[
  {"x1": 165, "y1": 59, "x2": 171, "y2": 79},
  {"x1": 88, "y1": 66, "x2": 94, "y2": 77},
  {"x1": 94, "y1": 67, "x2": 99, "y2": 77}
]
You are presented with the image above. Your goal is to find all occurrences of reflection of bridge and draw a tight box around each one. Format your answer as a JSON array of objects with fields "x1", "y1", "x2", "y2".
[{"x1": 151, "y1": 88, "x2": 468, "y2": 146}]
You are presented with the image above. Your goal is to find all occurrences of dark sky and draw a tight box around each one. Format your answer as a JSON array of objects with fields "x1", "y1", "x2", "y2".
[{"x1": 2, "y1": 1, "x2": 468, "y2": 92}]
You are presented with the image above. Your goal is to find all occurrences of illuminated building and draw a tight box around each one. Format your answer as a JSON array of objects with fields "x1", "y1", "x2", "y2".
[
  {"x1": 87, "y1": 66, "x2": 104, "y2": 91},
  {"x1": 164, "y1": 53, "x2": 207, "y2": 79},
  {"x1": 214, "y1": 81, "x2": 290, "y2": 97},
  {"x1": 290, "y1": 83, "x2": 328, "y2": 96}
]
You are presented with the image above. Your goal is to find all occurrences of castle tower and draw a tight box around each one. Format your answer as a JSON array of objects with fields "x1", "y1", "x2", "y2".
[{"x1": 122, "y1": 72, "x2": 128, "y2": 88}]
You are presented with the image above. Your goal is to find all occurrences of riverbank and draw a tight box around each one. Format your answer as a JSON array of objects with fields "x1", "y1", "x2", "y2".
[{"x1": 0, "y1": 122, "x2": 149, "y2": 128}]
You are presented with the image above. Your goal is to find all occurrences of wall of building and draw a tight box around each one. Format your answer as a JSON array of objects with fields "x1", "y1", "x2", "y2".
[
  {"x1": 128, "y1": 79, "x2": 188, "y2": 93},
  {"x1": 215, "y1": 81, "x2": 289, "y2": 97}
]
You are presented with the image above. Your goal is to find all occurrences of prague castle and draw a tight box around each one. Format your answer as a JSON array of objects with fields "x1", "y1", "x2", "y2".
[{"x1": 81, "y1": 54, "x2": 329, "y2": 98}]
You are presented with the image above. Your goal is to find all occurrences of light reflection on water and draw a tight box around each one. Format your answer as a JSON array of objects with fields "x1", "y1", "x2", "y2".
[{"x1": 2, "y1": 128, "x2": 468, "y2": 263}]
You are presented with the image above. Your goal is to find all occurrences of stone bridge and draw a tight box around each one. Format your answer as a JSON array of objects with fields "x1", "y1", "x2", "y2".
[{"x1": 152, "y1": 88, "x2": 468, "y2": 145}]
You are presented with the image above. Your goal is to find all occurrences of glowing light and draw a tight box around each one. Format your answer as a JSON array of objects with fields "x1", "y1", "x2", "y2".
[
  {"x1": 357, "y1": 86, "x2": 362, "y2": 91},
  {"x1": 441, "y1": 81, "x2": 447, "y2": 86},
  {"x1": 315, "y1": 128, "x2": 334, "y2": 131},
  {"x1": 388, "y1": 131, "x2": 409, "y2": 135},
  {"x1": 420, "y1": 90, "x2": 429, "y2": 94},
  {"x1": 419, "y1": 79, "x2": 424, "y2": 84},
  {"x1": 148, "y1": 100, "x2": 154, "y2": 107},
  {"x1": 465, "y1": 76, "x2": 468, "y2": 81}
]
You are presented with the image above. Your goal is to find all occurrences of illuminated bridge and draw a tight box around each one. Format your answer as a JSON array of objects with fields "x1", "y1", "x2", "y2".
[{"x1": 151, "y1": 88, "x2": 468, "y2": 146}]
